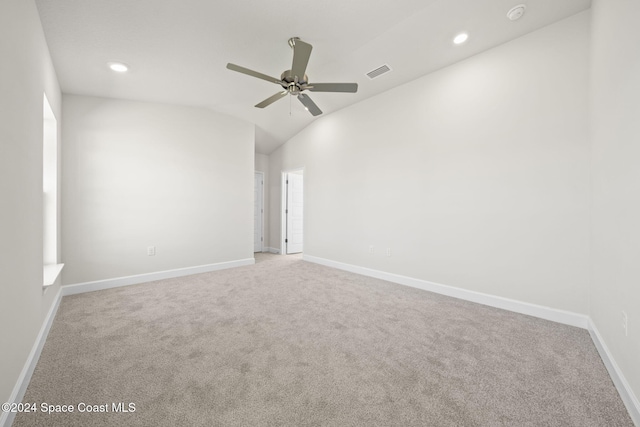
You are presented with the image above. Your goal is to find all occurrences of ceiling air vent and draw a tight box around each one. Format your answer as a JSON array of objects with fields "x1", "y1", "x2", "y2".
[{"x1": 366, "y1": 64, "x2": 392, "y2": 80}]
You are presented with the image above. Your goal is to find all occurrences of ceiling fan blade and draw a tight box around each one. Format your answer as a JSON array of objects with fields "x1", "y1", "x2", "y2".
[
  {"x1": 297, "y1": 94, "x2": 322, "y2": 116},
  {"x1": 291, "y1": 39, "x2": 312, "y2": 81},
  {"x1": 255, "y1": 91, "x2": 288, "y2": 108},
  {"x1": 307, "y1": 83, "x2": 358, "y2": 93},
  {"x1": 226, "y1": 63, "x2": 281, "y2": 85}
]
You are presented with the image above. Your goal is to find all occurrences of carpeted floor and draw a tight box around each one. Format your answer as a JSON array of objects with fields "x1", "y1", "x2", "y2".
[{"x1": 14, "y1": 253, "x2": 633, "y2": 426}]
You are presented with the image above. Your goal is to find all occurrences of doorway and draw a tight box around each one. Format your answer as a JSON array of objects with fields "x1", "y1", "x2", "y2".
[
  {"x1": 254, "y1": 171, "x2": 264, "y2": 253},
  {"x1": 281, "y1": 169, "x2": 304, "y2": 254}
]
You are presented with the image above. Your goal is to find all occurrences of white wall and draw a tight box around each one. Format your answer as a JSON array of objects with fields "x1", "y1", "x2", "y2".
[
  {"x1": 255, "y1": 153, "x2": 270, "y2": 251},
  {"x1": 590, "y1": 0, "x2": 640, "y2": 406},
  {"x1": 0, "y1": 0, "x2": 62, "y2": 408},
  {"x1": 269, "y1": 12, "x2": 591, "y2": 314},
  {"x1": 62, "y1": 95, "x2": 254, "y2": 284}
]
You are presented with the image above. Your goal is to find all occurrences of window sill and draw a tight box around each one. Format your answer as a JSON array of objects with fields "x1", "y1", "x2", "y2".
[{"x1": 43, "y1": 263, "x2": 64, "y2": 288}]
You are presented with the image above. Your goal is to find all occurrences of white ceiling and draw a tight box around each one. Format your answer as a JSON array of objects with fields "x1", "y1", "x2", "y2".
[{"x1": 35, "y1": 0, "x2": 591, "y2": 154}]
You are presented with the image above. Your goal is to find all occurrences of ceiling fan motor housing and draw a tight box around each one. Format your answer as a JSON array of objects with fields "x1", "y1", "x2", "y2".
[{"x1": 281, "y1": 70, "x2": 309, "y2": 94}]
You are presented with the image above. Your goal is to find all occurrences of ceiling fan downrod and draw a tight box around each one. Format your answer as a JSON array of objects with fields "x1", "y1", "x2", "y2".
[{"x1": 288, "y1": 37, "x2": 300, "y2": 49}]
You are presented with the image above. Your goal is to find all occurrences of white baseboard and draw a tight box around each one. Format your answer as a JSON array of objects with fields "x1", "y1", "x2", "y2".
[
  {"x1": 62, "y1": 258, "x2": 255, "y2": 296},
  {"x1": 0, "y1": 289, "x2": 62, "y2": 427},
  {"x1": 265, "y1": 247, "x2": 280, "y2": 254},
  {"x1": 302, "y1": 255, "x2": 589, "y2": 329},
  {"x1": 588, "y1": 321, "x2": 640, "y2": 426}
]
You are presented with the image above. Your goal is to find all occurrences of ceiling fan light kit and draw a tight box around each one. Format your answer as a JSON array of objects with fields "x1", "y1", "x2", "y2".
[{"x1": 226, "y1": 37, "x2": 358, "y2": 116}]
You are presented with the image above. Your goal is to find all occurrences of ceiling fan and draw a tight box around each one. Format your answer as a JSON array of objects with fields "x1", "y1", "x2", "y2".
[{"x1": 226, "y1": 37, "x2": 358, "y2": 116}]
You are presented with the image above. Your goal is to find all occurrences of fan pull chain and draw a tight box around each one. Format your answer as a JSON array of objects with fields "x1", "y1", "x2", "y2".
[{"x1": 289, "y1": 93, "x2": 292, "y2": 116}]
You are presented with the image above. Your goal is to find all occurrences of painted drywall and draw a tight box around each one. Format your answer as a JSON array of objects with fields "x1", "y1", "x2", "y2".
[
  {"x1": 590, "y1": 0, "x2": 640, "y2": 405},
  {"x1": 0, "y1": 0, "x2": 62, "y2": 408},
  {"x1": 62, "y1": 95, "x2": 254, "y2": 284},
  {"x1": 269, "y1": 12, "x2": 591, "y2": 314},
  {"x1": 255, "y1": 153, "x2": 270, "y2": 251}
]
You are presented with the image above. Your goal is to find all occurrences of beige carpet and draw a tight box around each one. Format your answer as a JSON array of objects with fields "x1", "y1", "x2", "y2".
[{"x1": 14, "y1": 253, "x2": 633, "y2": 426}]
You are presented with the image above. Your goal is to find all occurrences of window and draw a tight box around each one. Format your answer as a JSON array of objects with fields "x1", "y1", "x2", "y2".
[{"x1": 43, "y1": 94, "x2": 63, "y2": 287}]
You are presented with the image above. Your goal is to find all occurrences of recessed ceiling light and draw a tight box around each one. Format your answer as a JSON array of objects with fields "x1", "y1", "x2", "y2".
[
  {"x1": 108, "y1": 62, "x2": 128, "y2": 73},
  {"x1": 453, "y1": 33, "x2": 469, "y2": 45},
  {"x1": 507, "y1": 4, "x2": 526, "y2": 21}
]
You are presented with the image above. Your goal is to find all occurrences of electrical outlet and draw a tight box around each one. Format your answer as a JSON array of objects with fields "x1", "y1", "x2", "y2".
[
  {"x1": 147, "y1": 246, "x2": 156, "y2": 256},
  {"x1": 622, "y1": 311, "x2": 628, "y2": 337},
  {"x1": 386, "y1": 248, "x2": 391, "y2": 257},
  {"x1": 369, "y1": 245, "x2": 374, "y2": 254}
]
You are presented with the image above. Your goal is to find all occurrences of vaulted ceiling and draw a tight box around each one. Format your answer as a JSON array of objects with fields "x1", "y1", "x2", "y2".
[{"x1": 35, "y1": 0, "x2": 591, "y2": 153}]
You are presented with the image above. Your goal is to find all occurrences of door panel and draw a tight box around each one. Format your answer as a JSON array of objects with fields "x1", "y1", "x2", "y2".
[
  {"x1": 286, "y1": 173, "x2": 303, "y2": 254},
  {"x1": 254, "y1": 172, "x2": 263, "y2": 252}
]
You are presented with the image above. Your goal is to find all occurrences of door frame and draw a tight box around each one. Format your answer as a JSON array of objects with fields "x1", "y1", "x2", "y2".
[
  {"x1": 280, "y1": 167, "x2": 305, "y2": 255},
  {"x1": 255, "y1": 171, "x2": 264, "y2": 253}
]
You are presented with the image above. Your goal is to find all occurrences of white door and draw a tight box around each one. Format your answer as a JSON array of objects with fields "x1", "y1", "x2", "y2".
[
  {"x1": 254, "y1": 172, "x2": 264, "y2": 252},
  {"x1": 286, "y1": 172, "x2": 303, "y2": 254}
]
